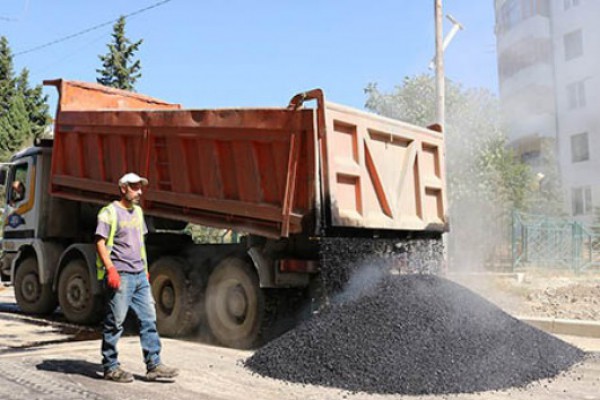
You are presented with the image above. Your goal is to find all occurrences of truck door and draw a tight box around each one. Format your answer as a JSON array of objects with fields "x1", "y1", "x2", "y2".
[{"x1": 3, "y1": 158, "x2": 37, "y2": 238}]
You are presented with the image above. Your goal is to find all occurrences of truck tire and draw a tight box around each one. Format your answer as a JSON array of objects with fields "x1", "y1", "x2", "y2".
[
  {"x1": 150, "y1": 257, "x2": 200, "y2": 337},
  {"x1": 14, "y1": 257, "x2": 57, "y2": 315},
  {"x1": 58, "y1": 259, "x2": 103, "y2": 325},
  {"x1": 205, "y1": 257, "x2": 265, "y2": 349}
]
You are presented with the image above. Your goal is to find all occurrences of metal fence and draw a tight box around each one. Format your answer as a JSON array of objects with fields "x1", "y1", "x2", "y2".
[{"x1": 511, "y1": 211, "x2": 600, "y2": 272}]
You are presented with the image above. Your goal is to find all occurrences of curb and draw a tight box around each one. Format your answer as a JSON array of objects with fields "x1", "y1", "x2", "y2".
[{"x1": 519, "y1": 316, "x2": 600, "y2": 338}]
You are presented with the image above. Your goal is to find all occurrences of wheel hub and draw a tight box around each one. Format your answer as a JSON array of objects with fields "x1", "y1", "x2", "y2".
[
  {"x1": 21, "y1": 274, "x2": 40, "y2": 302},
  {"x1": 226, "y1": 285, "x2": 248, "y2": 320},
  {"x1": 160, "y1": 284, "x2": 175, "y2": 314},
  {"x1": 67, "y1": 276, "x2": 88, "y2": 310}
]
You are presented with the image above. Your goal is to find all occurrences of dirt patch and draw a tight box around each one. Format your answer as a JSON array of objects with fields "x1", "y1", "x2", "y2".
[{"x1": 450, "y1": 270, "x2": 600, "y2": 321}]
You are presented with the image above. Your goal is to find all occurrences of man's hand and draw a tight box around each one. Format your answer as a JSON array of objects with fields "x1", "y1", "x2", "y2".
[{"x1": 106, "y1": 268, "x2": 121, "y2": 290}]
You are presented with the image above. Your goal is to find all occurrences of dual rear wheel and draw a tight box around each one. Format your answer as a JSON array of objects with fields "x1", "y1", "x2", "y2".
[
  {"x1": 205, "y1": 257, "x2": 265, "y2": 349},
  {"x1": 149, "y1": 256, "x2": 266, "y2": 349}
]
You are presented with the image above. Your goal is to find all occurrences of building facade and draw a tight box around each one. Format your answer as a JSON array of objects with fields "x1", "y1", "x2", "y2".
[{"x1": 494, "y1": 0, "x2": 600, "y2": 223}]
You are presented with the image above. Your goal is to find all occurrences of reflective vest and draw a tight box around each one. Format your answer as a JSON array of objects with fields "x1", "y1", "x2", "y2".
[{"x1": 96, "y1": 203, "x2": 148, "y2": 280}]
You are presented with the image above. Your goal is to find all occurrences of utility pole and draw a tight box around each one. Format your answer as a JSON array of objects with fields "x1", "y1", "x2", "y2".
[{"x1": 434, "y1": 0, "x2": 445, "y2": 131}]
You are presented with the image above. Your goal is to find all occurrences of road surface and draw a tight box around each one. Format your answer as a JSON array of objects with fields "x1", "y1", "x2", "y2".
[{"x1": 1, "y1": 286, "x2": 599, "y2": 400}]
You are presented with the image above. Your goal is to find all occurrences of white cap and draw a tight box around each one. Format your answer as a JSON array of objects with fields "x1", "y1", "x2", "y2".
[{"x1": 118, "y1": 172, "x2": 148, "y2": 186}]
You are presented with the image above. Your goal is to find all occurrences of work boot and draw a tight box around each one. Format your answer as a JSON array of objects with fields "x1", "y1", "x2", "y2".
[
  {"x1": 146, "y1": 364, "x2": 179, "y2": 381},
  {"x1": 104, "y1": 367, "x2": 134, "y2": 383}
]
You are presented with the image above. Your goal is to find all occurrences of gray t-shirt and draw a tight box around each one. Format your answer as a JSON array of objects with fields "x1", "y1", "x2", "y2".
[{"x1": 95, "y1": 201, "x2": 148, "y2": 273}]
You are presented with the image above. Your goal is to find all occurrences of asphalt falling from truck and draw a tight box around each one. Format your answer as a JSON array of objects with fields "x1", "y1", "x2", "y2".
[{"x1": 245, "y1": 272, "x2": 584, "y2": 395}]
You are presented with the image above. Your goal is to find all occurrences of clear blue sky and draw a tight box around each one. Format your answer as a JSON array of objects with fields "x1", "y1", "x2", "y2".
[{"x1": 2, "y1": 1, "x2": 498, "y2": 111}]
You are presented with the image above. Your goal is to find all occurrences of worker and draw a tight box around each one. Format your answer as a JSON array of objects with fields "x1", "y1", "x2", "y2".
[
  {"x1": 95, "y1": 172, "x2": 179, "y2": 383},
  {"x1": 9, "y1": 180, "x2": 25, "y2": 206}
]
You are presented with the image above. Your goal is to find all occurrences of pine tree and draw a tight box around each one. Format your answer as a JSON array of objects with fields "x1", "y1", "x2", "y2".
[
  {"x1": 96, "y1": 16, "x2": 143, "y2": 91},
  {"x1": 0, "y1": 36, "x2": 15, "y2": 111},
  {"x1": 0, "y1": 95, "x2": 31, "y2": 160},
  {"x1": 16, "y1": 69, "x2": 51, "y2": 139}
]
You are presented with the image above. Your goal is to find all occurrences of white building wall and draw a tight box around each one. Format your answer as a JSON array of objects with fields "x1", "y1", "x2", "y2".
[{"x1": 495, "y1": 0, "x2": 600, "y2": 224}]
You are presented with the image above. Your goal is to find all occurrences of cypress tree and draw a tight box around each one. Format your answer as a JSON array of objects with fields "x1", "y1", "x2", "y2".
[
  {"x1": 96, "y1": 16, "x2": 143, "y2": 91},
  {"x1": 16, "y1": 69, "x2": 51, "y2": 139},
  {"x1": 0, "y1": 95, "x2": 31, "y2": 160},
  {"x1": 0, "y1": 36, "x2": 15, "y2": 112}
]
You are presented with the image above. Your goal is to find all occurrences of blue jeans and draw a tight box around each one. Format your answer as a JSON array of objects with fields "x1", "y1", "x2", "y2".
[{"x1": 101, "y1": 271, "x2": 162, "y2": 372}]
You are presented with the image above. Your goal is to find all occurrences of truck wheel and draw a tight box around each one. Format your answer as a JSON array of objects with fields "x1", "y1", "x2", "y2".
[
  {"x1": 205, "y1": 257, "x2": 265, "y2": 349},
  {"x1": 150, "y1": 257, "x2": 200, "y2": 337},
  {"x1": 14, "y1": 257, "x2": 57, "y2": 315},
  {"x1": 58, "y1": 259, "x2": 102, "y2": 325}
]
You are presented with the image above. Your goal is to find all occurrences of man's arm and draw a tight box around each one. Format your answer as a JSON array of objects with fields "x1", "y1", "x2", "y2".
[
  {"x1": 95, "y1": 236, "x2": 114, "y2": 270},
  {"x1": 96, "y1": 235, "x2": 120, "y2": 290}
]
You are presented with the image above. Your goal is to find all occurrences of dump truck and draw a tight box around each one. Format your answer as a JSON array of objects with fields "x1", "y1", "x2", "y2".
[{"x1": 0, "y1": 80, "x2": 447, "y2": 349}]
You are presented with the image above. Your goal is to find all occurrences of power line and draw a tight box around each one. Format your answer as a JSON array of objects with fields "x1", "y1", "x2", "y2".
[
  {"x1": 0, "y1": 0, "x2": 29, "y2": 22},
  {"x1": 14, "y1": 0, "x2": 173, "y2": 57}
]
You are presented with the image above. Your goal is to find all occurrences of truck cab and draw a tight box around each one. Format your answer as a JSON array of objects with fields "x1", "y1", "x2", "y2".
[
  {"x1": 1, "y1": 140, "x2": 99, "y2": 319},
  {"x1": 1, "y1": 143, "x2": 57, "y2": 313}
]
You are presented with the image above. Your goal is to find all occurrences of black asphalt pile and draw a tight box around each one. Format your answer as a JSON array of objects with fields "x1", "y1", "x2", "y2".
[{"x1": 245, "y1": 274, "x2": 585, "y2": 395}]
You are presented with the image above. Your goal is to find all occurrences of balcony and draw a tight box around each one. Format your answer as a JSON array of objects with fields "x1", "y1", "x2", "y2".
[
  {"x1": 500, "y1": 62, "x2": 554, "y2": 98},
  {"x1": 497, "y1": 15, "x2": 551, "y2": 52}
]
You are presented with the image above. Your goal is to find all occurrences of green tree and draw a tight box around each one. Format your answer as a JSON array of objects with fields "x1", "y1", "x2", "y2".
[
  {"x1": 0, "y1": 36, "x2": 16, "y2": 111},
  {"x1": 0, "y1": 95, "x2": 31, "y2": 160},
  {"x1": 96, "y1": 16, "x2": 143, "y2": 91},
  {"x1": 0, "y1": 36, "x2": 50, "y2": 161},
  {"x1": 16, "y1": 69, "x2": 51, "y2": 139}
]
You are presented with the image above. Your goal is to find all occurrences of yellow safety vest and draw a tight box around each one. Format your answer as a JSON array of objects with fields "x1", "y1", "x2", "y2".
[{"x1": 96, "y1": 203, "x2": 148, "y2": 280}]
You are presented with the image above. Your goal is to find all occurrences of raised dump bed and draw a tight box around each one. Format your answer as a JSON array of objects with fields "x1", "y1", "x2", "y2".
[{"x1": 46, "y1": 80, "x2": 446, "y2": 239}]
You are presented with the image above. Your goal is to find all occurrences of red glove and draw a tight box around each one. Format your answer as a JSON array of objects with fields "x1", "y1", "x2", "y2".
[{"x1": 106, "y1": 268, "x2": 121, "y2": 290}]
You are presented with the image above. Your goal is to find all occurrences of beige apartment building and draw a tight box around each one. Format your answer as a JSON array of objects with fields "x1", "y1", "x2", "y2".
[{"x1": 494, "y1": 0, "x2": 600, "y2": 223}]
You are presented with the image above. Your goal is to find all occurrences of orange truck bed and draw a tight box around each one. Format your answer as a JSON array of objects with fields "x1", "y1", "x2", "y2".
[{"x1": 45, "y1": 80, "x2": 447, "y2": 239}]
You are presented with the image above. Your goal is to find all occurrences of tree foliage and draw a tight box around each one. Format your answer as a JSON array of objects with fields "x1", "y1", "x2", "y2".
[
  {"x1": 96, "y1": 16, "x2": 143, "y2": 91},
  {"x1": 0, "y1": 36, "x2": 50, "y2": 161},
  {"x1": 16, "y1": 68, "x2": 51, "y2": 139},
  {"x1": 365, "y1": 74, "x2": 539, "y2": 210}
]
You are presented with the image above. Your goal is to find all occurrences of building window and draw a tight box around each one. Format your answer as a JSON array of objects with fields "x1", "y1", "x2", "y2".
[
  {"x1": 564, "y1": 0, "x2": 581, "y2": 10},
  {"x1": 567, "y1": 80, "x2": 586, "y2": 109},
  {"x1": 572, "y1": 186, "x2": 592, "y2": 216},
  {"x1": 571, "y1": 132, "x2": 589, "y2": 162},
  {"x1": 564, "y1": 30, "x2": 583, "y2": 61}
]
